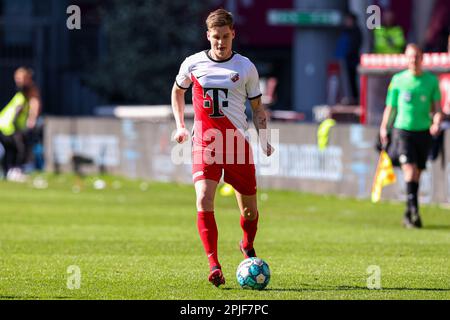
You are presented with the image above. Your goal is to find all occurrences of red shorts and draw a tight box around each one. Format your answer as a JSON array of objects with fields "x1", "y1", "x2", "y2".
[{"x1": 192, "y1": 149, "x2": 257, "y2": 196}]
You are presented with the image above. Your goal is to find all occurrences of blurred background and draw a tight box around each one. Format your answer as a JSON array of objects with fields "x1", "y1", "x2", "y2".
[
  {"x1": 0, "y1": 0, "x2": 449, "y2": 201},
  {"x1": 0, "y1": 0, "x2": 448, "y2": 116}
]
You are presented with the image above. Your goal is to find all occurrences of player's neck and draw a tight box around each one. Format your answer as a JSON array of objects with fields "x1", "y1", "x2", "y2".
[
  {"x1": 409, "y1": 68, "x2": 423, "y2": 76},
  {"x1": 208, "y1": 49, "x2": 233, "y2": 62}
]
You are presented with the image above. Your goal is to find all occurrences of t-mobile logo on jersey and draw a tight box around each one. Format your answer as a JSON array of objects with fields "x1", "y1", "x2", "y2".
[{"x1": 203, "y1": 88, "x2": 228, "y2": 118}]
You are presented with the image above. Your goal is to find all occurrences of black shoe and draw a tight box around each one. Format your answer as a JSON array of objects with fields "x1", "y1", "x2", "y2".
[
  {"x1": 410, "y1": 210, "x2": 423, "y2": 228},
  {"x1": 402, "y1": 210, "x2": 414, "y2": 229},
  {"x1": 239, "y1": 240, "x2": 256, "y2": 259},
  {"x1": 402, "y1": 216, "x2": 415, "y2": 229}
]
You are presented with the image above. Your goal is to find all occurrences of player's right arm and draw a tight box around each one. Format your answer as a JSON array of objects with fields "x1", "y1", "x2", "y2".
[
  {"x1": 172, "y1": 57, "x2": 193, "y2": 144},
  {"x1": 380, "y1": 75, "x2": 399, "y2": 146},
  {"x1": 380, "y1": 106, "x2": 393, "y2": 147},
  {"x1": 171, "y1": 83, "x2": 189, "y2": 144}
]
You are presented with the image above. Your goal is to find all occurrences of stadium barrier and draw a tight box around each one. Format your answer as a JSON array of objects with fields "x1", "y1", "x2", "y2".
[{"x1": 45, "y1": 116, "x2": 450, "y2": 205}]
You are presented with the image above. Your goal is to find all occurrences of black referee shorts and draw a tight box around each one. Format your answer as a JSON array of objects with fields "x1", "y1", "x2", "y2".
[{"x1": 392, "y1": 128, "x2": 432, "y2": 170}]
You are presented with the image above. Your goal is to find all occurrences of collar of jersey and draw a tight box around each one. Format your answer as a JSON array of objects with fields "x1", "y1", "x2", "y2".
[{"x1": 205, "y1": 50, "x2": 236, "y2": 63}]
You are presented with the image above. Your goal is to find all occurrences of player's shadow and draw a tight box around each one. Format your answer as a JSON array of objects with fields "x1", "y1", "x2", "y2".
[
  {"x1": 265, "y1": 285, "x2": 450, "y2": 292},
  {"x1": 0, "y1": 295, "x2": 71, "y2": 299},
  {"x1": 422, "y1": 225, "x2": 450, "y2": 231}
]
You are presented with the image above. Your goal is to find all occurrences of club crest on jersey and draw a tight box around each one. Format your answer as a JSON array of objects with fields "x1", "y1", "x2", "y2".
[{"x1": 230, "y1": 73, "x2": 240, "y2": 83}]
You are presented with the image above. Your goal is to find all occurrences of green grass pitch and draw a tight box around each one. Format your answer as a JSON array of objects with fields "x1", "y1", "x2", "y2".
[{"x1": 0, "y1": 174, "x2": 449, "y2": 300}]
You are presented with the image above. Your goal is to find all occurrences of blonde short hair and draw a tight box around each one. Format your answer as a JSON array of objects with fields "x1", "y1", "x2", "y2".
[{"x1": 206, "y1": 9, "x2": 234, "y2": 30}]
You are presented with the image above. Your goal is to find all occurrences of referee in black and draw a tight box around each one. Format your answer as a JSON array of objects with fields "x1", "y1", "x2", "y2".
[{"x1": 379, "y1": 44, "x2": 443, "y2": 228}]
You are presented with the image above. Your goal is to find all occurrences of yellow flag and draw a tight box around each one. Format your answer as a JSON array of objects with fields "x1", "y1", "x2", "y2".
[{"x1": 371, "y1": 150, "x2": 397, "y2": 203}]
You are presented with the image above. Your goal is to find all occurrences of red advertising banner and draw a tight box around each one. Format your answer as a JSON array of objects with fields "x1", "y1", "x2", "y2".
[{"x1": 439, "y1": 73, "x2": 450, "y2": 114}]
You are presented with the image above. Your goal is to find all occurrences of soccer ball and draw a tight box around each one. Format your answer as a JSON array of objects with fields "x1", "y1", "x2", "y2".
[{"x1": 236, "y1": 257, "x2": 270, "y2": 290}]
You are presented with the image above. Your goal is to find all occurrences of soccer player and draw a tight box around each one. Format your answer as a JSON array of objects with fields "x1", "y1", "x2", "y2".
[
  {"x1": 379, "y1": 44, "x2": 442, "y2": 228},
  {"x1": 171, "y1": 9, "x2": 273, "y2": 287}
]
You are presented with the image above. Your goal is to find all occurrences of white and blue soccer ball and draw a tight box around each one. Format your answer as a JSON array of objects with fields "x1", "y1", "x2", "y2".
[{"x1": 236, "y1": 257, "x2": 270, "y2": 290}]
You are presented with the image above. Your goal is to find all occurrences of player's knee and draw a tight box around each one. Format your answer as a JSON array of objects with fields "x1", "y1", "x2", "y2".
[
  {"x1": 241, "y1": 207, "x2": 258, "y2": 221},
  {"x1": 197, "y1": 193, "x2": 215, "y2": 211},
  {"x1": 402, "y1": 164, "x2": 415, "y2": 180}
]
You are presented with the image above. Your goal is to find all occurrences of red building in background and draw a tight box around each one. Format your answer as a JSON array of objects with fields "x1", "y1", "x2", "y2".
[{"x1": 218, "y1": 0, "x2": 294, "y2": 47}]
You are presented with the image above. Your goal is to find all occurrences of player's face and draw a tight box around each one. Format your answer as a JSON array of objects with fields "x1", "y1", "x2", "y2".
[
  {"x1": 14, "y1": 71, "x2": 31, "y2": 89},
  {"x1": 405, "y1": 47, "x2": 423, "y2": 74},
  {"x1": 207, "y1": 26, "x2": 235, "y2": 61}
]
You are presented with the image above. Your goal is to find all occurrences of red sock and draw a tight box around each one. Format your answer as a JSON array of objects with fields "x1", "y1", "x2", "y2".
[
  {"x1": 240, "y1": 212, "x2": 258, "y2": 250},
  {"x1": 197, "y1": 211, "x2": 220, "y2": 270}
]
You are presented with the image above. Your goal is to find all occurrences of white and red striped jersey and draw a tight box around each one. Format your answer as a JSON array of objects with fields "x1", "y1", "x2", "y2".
[{"x1": 176, "y1": 50, "x2": 262, "y2": 150}]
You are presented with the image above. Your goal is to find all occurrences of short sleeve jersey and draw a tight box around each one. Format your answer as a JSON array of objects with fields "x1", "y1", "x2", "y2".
[
  {"x1": 176, "y1": 50, "x2": 262, "y2": 148},
  {"x1": 386, "y1": 70, "x2": 441, "y2": 131}
]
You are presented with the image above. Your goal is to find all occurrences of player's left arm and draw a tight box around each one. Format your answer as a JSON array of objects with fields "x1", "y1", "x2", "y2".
[
  {"x1": 430, "y1": 77, "x2": 443, "y2": 136},
  {"x1": 430, "y1": 101, "x2": 443, "y2": 136},
  {"x1": 250, "y1": 97, "x2": 274, "y2": 156}
]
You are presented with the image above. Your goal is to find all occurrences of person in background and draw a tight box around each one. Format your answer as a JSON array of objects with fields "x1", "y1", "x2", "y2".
[
  {"x1": 334, "y1": 12, "x2": 362, "y2": 105},
  {"x1": 379, "y1": 44, "x2": 442, "y2": 229},
  {"x1": 373, "y1": 10, "x2": 406, "y2": 54},
  {"x1": 0, "y1": 67, "x2": 41, "y2": 181}
]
